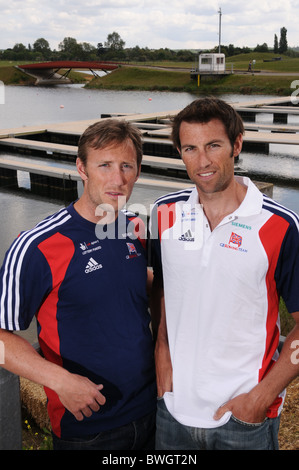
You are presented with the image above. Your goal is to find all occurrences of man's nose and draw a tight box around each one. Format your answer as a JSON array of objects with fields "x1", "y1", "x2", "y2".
[
  {"x1": 111, "y1": 166, "x2": 126, "y2": 185},
  {"x1": 196, "y1": 148, "x2": 211, "y2": 168}
]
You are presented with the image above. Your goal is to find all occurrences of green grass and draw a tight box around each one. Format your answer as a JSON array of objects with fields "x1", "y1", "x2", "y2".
[
  {"x1": 132, "y1": 53, "x2": 299, "y2": 73},
  {"x1": 0, "y1": 62, "x2": 89, "y2": 85},
  {"x1": 198, "y1": 74, "x2": 295, "y2": 95},
  {"x1": 0, "y1": 64, "x2": 35, "y2": 85},
  {"x1": 85, "y1": 66, "x2": 192, "y2": 91},
  {"x1": 1, "y1": 54, "x2": 299, "y2": 93},
  {"x1": 85, "y1": 66, "x2": 296, "y2": 95},
  {"x1": 0, "y1": 60, "x2": 31, "y2": 68},
  {"x1": 85, "y1": 53, "x2": 299, "y2": 95},
  {"x1": 225, "y1": 52, "x2": 299, "y2": 72}
]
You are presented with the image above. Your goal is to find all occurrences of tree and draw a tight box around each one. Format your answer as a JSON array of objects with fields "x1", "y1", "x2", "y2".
[
  {"x1": 105, "y1": 32, "x2": 125, "y2": 51},
  {"x1": 254, "y1": 42, "x2": 269, "y2": 52},
  {"x1": 279, "y1": 27, "x2": 288, "y2": 54},
  {"x1": 227, "y1": 44, "x2": 235, "y2": 56},
  {"x1": 58, "y1": 37, "x2": 82, "y2": 59},
  {"x1": 97, "y1": 42, "x2": 108, "y2": 57},
  {"x1": 33, "y1": 38, "x2": 51, "y2": 59},
  {"x1": 10, "y1": 43, "x2": 31, "y2": 60},
  {"x1": 13, "y1": 43, "x2": 27, "y2": 53},
  {"x1": 274, "y1": 34, "x2": 279, "y2": 54},
  {"x1": 80, "y1": 42, "x2": 97, "y2": 60}
]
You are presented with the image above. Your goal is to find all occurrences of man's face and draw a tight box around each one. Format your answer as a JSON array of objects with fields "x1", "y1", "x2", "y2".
[
  {"x1": 77, "y1": 139, "x2": 140, "y2": 220},
  {"x1": 178, "y1": 119, "x2": 243, "y2": 197}
]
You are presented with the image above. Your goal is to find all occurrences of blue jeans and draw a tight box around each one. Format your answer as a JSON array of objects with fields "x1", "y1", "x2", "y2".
[
  {"x1": 52, "y1": 411, "x2": 156, "y2": 450},
  {"x1": 156, "y1": 398, "x2": 280, "y2": 450}
]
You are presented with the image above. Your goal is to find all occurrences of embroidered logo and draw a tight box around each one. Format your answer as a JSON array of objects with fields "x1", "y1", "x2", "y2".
[
  {"x1": 178, "y1": 229, "x2": 194, "y2": 242},
  {"x1": 85, "y1": 257, "x2": 103, "y2": 274},
  {"x1": 229, "y1": 232, "x2": 243, "y2": 248},
  {"x1": 232, "y1": 221, "x2": 252, "y2": 230},
  {"x1": 219, "y1": 232, "x2": 248, "y2": 253},
  {"x1": 126, "y1": 242, "x2": 141, "y2": 259},
  {"x1": 80, "y1": 240, "x2": 102, "y2": 256}
]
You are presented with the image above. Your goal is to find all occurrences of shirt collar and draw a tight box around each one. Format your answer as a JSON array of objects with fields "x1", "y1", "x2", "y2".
[
  {"x1": 233, "y1": 176, "x2": 263, "y2": 217},
  {"x1": 187, "y1": 176, "x2": 263, "y2": 217}
]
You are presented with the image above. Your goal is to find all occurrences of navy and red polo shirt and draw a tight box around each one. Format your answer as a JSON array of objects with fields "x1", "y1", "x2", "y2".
[{"x1": 0, "y1": 203, "x2": 156, "y2": 438}]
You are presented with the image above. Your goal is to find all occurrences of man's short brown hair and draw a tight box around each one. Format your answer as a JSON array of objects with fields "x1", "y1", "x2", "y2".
[
  {"x1": 172, "y1": 97, "x2": 245, "y2": 150},
  {"x1": 78, "y1": 119, "x2": 143, "y2": 168}
]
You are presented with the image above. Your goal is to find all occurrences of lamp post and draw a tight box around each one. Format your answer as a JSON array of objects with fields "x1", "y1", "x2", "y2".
[{"x1": 218, "y1": 8, "x2": 222, "y2": 53}]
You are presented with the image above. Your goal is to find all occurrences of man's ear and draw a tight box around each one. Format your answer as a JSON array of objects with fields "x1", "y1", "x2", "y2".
[
  {"x1": 135, "y1": 164, "x2": 141, "y2": 181},
  {"x1": 233, "y1": 133, "x2": 243, "y2": 158},
  {"x1": 76, "y1": 157, "x2": 88, "y2": 181}
]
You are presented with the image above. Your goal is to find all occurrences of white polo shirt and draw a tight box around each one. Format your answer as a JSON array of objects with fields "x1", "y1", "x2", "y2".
[{"x1": 150, "y1": 176, "x2": 299, "y2": 428}]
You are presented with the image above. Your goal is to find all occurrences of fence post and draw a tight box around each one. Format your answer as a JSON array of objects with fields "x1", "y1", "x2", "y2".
[{"x1": 0, "y1": 368, "x2": 22, "y2": 450}]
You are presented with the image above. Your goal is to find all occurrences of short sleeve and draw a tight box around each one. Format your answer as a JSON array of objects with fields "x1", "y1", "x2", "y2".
[
  {"x1": 0, "y1": 239, "x2": 52, "y2": 331},
  {"x1": 275, "y1": 221, "x2": 299, "y2": 314}
]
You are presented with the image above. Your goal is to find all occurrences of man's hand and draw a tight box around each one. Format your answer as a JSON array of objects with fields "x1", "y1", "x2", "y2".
[
  {"x1": 155, "y1": 339, "x2": 173, "y2": 397},
  {"x1": 56, "y1": 372, "x2": 106, "y2": 421},
  {"x1": 213, "y1": 392, "x2": 267, "y2": 424},
  {"x1": 215, "y1": 313, "x2": 299, "y2": 424},
  {"x1": 0, "y1": 329, "x2": 107, "y2": 422}
]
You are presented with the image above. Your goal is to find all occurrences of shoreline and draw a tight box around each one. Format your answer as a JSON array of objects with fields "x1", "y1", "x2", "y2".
[
  {"x1": 84, "y1": 67, "x2": 295, "y2": 96},
  {"x1": 0, "y1": 65, "x2": 295, "y2": 96}
]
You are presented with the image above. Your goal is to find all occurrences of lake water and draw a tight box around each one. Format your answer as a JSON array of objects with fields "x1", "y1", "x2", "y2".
[{"x1": 0, "y1": 84, "x2": 298, "y2": 263}]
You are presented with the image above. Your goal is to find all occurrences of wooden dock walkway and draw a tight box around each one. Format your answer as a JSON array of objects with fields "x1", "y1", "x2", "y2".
[
  {"x1": 144, "y1": 127, "x2": 299, "y2": 147},
  {"x1": 1, "y1": 98, "x2": 299, "y2": 150},
  {"x1": 0, "y1": 138, "x2": 186, "y2": 170},
  {"x1": 0, "y1": 154, "x2": 192, "y2": 193},
  {"x1": 0, "y1": 154, "x2": 273, "y2": 200},
  {"x1": 0, "y1": 96, "x2": 297, "y2": 201}
]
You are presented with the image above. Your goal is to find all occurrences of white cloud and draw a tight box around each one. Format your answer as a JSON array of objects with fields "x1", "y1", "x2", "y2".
[{"x1": 0, "y1": 0, "x2": 298, "y2": 51}]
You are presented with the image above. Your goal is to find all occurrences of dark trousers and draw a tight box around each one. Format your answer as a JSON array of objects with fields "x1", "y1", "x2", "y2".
[{"x1": 52, "y1": 411, "x2": 156, "y2": 450}]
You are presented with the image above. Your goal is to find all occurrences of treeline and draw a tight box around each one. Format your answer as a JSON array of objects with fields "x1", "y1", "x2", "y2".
[
  {"x1": 1, "y1": 36, "x2": 203, "y2": 62},
  {"x1": 1, "y1": 28, "x2": 297, "y2": 63}
]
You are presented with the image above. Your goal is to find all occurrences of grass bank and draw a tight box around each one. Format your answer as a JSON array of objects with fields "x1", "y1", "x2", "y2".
[
  {"x1": 0, "y1": 64, "x2": 35, "y2": 85},
  {"x1": 1, "y1": 56, "x2": 298, "y2": 95},
  {"x1": 0, "y1": 62, "x2": 89, "y2": 85},
  {"x1": 85, "y1": 66, "x2": 192, "y2": 92},
  {"x1": 86, "y1": 52, "x2": 299, "y2": 95},
  {"x1": 85, "y1": 66, "x2": 296, "y2": 95}
]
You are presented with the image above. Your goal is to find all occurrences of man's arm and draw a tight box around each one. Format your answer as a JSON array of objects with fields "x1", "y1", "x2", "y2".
[
  {"x1": 214, "y1": 311, "x2": 299, "y2": 423},
  {"x1": 0, "y1": 329, "x2": 106, "y2": 421},
  {"x1": 150, "y1": 277, "x2": 173, "y2": 397}
]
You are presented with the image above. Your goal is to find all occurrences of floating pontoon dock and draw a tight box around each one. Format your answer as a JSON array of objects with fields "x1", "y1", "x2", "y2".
[{"x1": 1, "y1": 97, "x2": 298, "y2": 201}]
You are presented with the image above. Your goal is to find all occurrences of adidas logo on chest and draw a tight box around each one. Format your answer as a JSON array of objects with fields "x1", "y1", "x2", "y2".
[
  {"x1": 178, "y1": 229, "x2": 195, "y2": 242},
  {"x1": 85, "y1": 257, "x2": 103, "y2": 274}
]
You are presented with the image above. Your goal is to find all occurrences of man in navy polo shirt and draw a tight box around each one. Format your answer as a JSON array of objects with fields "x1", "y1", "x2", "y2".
[{"x1": 0, "y1": 119, "x2": 156, "y2": 450}]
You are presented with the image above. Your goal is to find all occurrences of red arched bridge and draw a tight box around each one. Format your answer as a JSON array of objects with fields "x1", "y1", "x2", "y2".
[{"x1": 18, "y1": 61, "x2": 119, "y2": 85}]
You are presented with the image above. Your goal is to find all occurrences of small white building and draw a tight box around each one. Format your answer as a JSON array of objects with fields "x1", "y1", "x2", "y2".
[{"x1": 198, "y1": 53, "x2": 225, "y2": 73}]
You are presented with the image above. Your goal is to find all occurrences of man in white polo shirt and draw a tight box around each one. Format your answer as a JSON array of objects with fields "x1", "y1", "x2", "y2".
[{"x1": 150, "y1": 98, "x2": 299, "y2": 450}]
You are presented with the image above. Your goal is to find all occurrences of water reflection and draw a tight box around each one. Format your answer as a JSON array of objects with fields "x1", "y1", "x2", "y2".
[{"x1": 240, "y1": 151, "x2": 299, "y2": 182}]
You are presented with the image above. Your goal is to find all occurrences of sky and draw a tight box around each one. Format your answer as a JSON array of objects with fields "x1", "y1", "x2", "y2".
[{"x1": 0, "y1": 0, "x2": 298, "y2": 52}]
